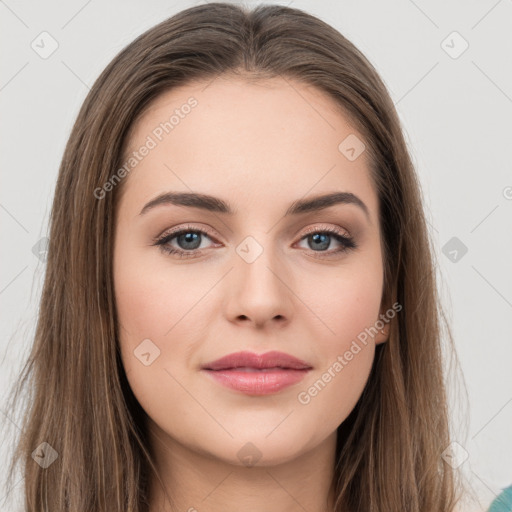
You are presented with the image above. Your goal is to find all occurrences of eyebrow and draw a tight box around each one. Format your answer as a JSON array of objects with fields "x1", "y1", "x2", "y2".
[{"x1": 139, "y1": 191, "x2": 370, "y2": 220}]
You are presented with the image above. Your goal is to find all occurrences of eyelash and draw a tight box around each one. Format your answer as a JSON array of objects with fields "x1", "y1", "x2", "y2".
[{"x1": 152, "y1": 224, "x2": 357, "y2": 259}]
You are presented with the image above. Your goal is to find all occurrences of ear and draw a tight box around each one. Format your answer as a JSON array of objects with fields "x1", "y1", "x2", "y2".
[
  {"x1": 374, "y1": 321, "x2": 389, "y2": 345},
  {"x1": 374, "y1": 323, "x2": 389, "y2": 345},
  {"x1": 374, "y1": 302, "x2": 392, "y2": 345}
]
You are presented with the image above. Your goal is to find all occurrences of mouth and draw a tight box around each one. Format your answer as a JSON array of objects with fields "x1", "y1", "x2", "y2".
[
  {"x1": 201, "y1": 351, "x2": 312, "y2": 395},
  {"x1": 202, "y1": 367, "x2": 311, "y2": 395},
  {"x1": 209, "y1": 367, "x2": 299, "y2": 372},
  {"x1": 202, "y1": 350, "x2": 312, "y2": 371}
]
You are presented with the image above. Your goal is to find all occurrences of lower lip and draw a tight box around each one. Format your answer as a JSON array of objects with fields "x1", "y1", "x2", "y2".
[{"x1": 202, "y1": 368, "x2": 310, "y2": 395}]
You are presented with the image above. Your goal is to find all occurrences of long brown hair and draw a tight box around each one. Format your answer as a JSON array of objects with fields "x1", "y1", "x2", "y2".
[{"x1": 3, "y1": 2, "x2": 468, "y2": 510}]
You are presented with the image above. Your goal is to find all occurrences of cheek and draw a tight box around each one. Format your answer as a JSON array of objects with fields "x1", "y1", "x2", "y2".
[
  {"x1": 114, "y1": 246, "x2": 201, "y2": 341},
  {"x1": 291, "y1": 258, "x2": 383, "y2": 421},
  {"x1": 295, "y1": 255, "x2": 384, "y2": 350},
  {"x1": 113, "y1": 256, "x2": 197, "y2": 426},
  {"x1": 113, "y1": 244, "x2": 221, "y2": 407},
  {"x1": 113, "y1": 245, "x2": 185, "y2": 380},
  {"x1": 115, "y1": 273, "x2": 173, "y2": 338}
]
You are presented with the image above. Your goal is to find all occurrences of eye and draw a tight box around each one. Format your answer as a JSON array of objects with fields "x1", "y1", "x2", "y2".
[
  {"x1": 295, "y1": 226, "x2": 357, "y2": 258},
  {"x1": 153, "y1": 225, "x2": 218, "y2": 259},
  {"x1": 152, "y1": 224, "x2": 357, "y2": 259}
]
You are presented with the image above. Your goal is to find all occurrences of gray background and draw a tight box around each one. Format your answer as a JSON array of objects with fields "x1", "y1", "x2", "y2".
[{"x1": 1, "y1": 1, "x2": 511, "y2": 510}]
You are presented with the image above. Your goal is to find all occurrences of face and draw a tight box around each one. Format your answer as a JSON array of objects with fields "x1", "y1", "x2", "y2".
[{"x1": 113, "y1": 75, "x2": 389, "y2": 468}]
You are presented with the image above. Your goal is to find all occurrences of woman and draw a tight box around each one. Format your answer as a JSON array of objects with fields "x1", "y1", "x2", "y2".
[{"x1": 4, "y1": 3, "x2": 467, "y2": 511}]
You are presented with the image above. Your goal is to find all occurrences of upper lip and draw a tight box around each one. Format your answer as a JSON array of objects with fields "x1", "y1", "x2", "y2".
[{"x1": 202, "y1": 350, "x2": 312, "y2": 371}]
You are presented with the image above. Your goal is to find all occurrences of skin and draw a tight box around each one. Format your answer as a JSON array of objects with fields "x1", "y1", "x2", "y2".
[{"x1": 113, "y1": 75, "x2": 389, "y2": 512}]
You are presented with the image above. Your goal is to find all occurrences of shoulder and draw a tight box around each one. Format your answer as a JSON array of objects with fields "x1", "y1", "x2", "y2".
[{"x1": 486, "y1": 485, "x2": 512, "y2": 512}]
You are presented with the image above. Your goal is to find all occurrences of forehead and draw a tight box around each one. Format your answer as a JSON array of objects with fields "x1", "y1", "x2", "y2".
[{"x1": 118, "y1": 75, "x2": 378, "y2": 220}]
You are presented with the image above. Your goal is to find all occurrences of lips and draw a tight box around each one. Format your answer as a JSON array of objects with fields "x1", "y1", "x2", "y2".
[
  {"x1": 201, "y1": 350, "x2": 312, "y2": 395},
  {"x1": 202, "y1": 350, "x2": 312, "y2": 371}
]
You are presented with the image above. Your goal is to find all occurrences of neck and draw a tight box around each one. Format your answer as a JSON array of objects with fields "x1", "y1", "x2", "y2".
[{"x1": 147, "y1": 421, "x2": 337, "y2": 512}]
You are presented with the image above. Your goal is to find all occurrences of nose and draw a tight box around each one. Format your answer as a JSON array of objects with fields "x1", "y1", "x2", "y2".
[{"x1": 223, "y1": 240, "x2": 294, "y2": 329}]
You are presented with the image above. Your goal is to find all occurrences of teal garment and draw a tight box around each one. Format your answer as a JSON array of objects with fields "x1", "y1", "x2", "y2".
[{"x1": 487, "y1": 485, "x2": 512, "y2": 512}]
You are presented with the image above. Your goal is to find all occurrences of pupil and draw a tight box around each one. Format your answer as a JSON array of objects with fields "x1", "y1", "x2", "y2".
[
  {"x1": 178, "y1": 232, "x2": 201, "y2": 250},
  {"x1": 310, "y1": 233, "x2": 329, "y2": 251}
]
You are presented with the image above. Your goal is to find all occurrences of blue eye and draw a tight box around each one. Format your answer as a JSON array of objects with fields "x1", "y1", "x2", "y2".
[
  {"x1": 154, "y1": 228, "x2": 214, "y2": 258},
  {"x1": 153, "y1": 226, "x2": 357, "y2": 259},
  {"x1": 298, "y1": 228, "x2": 356, "y2": 254}
]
